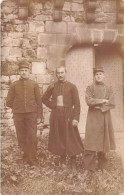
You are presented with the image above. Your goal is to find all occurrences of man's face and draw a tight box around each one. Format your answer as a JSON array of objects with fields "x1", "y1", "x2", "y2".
[
  {"x1": 95, "y1": 71, "x2": 104, "y2": 82},
  {"x1": 56, "y1": 67, "x2": 66, "y2": 81},
  {"x1": 19, "y1": 68, "x2": 30, "y2": 79}
]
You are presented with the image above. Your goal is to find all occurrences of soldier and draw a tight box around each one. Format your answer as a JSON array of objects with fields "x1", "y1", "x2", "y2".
[
  {"x1": 42, "y1": 65, "x2": 83, "y2": 173},
  {"x1": 84, "y1": 66, "x2": 116, "y2": 171},
  {"x1": 6, "y1": 61, "x2": 42, "y2": 166}
]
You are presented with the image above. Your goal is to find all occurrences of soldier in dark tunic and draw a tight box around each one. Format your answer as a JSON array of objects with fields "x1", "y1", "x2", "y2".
[
  {"x1": 84, "y1": 67, "x2": 116, "y2": 171},
  {"x1": 6, "y1": 61, "x2": 42, "y2": 165},
  {"x1": 42, "y1": 66, "x2": 83, "y2": 171}
]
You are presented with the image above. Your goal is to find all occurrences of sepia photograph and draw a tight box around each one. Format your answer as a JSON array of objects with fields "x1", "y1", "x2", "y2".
[{"x1": 1, "y1": 0, "x2": 124, "y2": 194}]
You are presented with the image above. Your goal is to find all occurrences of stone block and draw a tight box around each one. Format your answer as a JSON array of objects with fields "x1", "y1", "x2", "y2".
[
  {"x1": 1, "y1": 98, "x2": 6, "y2": 109},
  {"x1": 2, "y1": 112, "x2": 13, "y2": 119},
  {"x1": 28, "y1": 21, "x2": 44, "y2": 32},
  {"x1": 46, "y1": 21, "x2": 67, "y2": 33},
  {"x1": 67, "y1": 22, "x2": 83, "y2": 34},
  {"x1": 1, "y1": 75, "x2": 10, "y2": 84},
  {"x1": 71, "y1": 2, "x2": 84, "y2": 12},
  {"x1": 21, "y1": 38, "x2": 31, "y2": 48},
  {"x1": 2, "y1": 47, "x2": 10, "y2": 57},
  {"x1": 30, "y1": 1, "x2": 43, "y2": 10},
  {"x1": 14, "y1": 24, "x2": 28, "y2": 32},
  {"x1": 2, "y1": 0, "x2": 17, "y2": 7},
  {"x1": 29, "y1": 74, "x2": 37, "y2": 81},
  {"x1": 47, "y1": 58, "x2": 64, "y2": 71},
  {"x1": 101, "y1": 1, "x2": 116, "y2": 13},
  {"x1": 103, "y1": 30, "x2": 116, "y2": 43},
  {"x1": 63, "y1": 15, "x2": 71, "y2": 22},
  {"x1": 34, "y1": 14, "x2": 52, "y2": 21},
  {"x1": 38, "y1": 33, "x2": 56, "y2": 46},
  {"x1": 2, "y1": 62, "x2": 19, "y2": 76},
  {"x1": 1, "y1": 90, "x2": 8, "y2": 98},
  {"x1": 41, "y1": 128, "x2": 49, "y2": 138},
  {"x1": 56, "y1": 34, "x2": 73, "y2": 46},
  {"x1": 53, "y1": 9, "x2": 63, "y2": 22},
  {"x1": 87, "y1": 23, "x2": 106, "y2": 30},
  {"x1": 12, "y1": 38, "x2": 22, "y2": 47},
  {"x1": 9, "y1": 47, "x2": 22, "y2": 57},
  {"x1": 63, "y1": 2, "x2": 71, "y2": 11},
  {"x1": 37, "y1": 47, "x2": 48, "y2": 59},
  {"x1": 72, "y1": 0, "x2": 83, "y2": 2},
  {"x1": 44, "y1": 1, "x2": 53, "y2": 9},
  {"x1": 2, "y1": 37, "x2": 13, "y2": 47},
  {"x1": 43, "y1": 111, "x2": 50, "y2": 125},
  {"x1": 2, "y1": 6, "x2": 15, "y2": 14},
  {"x1": 48, "y1": 45, "x2": 69, "y2": 59},
  {"x1": 36, "y1": 74, "x2": 53, "y2": 84},
  {"x1": 32, "y1": 62, "x2": 47, "y2": 74},
  {"x1": 18, "y1": 7, "x2": 28, "y2": 20},
  {"x1": 1, "y1": 84, "x2": 9, "y2": 90},
  {"x1": 22, "y1": 49, "x2": 36, "y2": 58},
  {"x1": 10, "y1": 75, "x2": 20, "y2": 83},
  {"x1": 7, "y1": 14, "x2": 18, "y2": 20},
  {"x1": 74, "y1": 27, "x2": 92, "y2": 44},
  {"x1": 1, "y1": 119, "x2": 13, "y2": 124},
  {"x1": 8, "y1": 32, "x2": 23, "y2": 38}
]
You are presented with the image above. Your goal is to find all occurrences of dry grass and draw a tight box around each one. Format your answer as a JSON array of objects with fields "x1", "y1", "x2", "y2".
[{"x1": 1, "y1": 132, "x2": 124, "y2": 195}]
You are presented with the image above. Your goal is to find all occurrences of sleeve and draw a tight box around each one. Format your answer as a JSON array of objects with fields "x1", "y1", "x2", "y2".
[
  {"x1": 85, "y1": 86, "x2": 104, "y2": 107},
  {"x1": 42, "y1": 84, "x2": 54, "y2": 109},
  {"x1": 72, "y1": 85, "x2": 80, "y2": 122},
  {"x1": 101, "y1": 86, "x2": 115, "y2": 112},
  {"x1": 34, "y1": 83, "x2": 43, "y2": 119},
  {"x1": 6, "y1": 83, "x2": 15, "y2": 109}
]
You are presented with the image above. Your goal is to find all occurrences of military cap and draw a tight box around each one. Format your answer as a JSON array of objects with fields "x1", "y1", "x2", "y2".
[
  {"x1": 93, "y1": 66, "x2": 104, "y2": 74},
  {"x1": 18, "y1": 61, "x2": 30, "y2": 69}
]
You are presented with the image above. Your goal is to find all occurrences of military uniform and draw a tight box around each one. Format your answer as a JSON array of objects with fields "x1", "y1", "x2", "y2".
[
  {"x1": 6, "y1": 64, "x2": 42, "y2": 164},
  {"x1": 84, "y1": 67, "x2": 116, "y2": 171}
]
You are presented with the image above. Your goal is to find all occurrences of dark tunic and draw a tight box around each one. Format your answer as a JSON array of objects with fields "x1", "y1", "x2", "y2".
[
  {"x1": 42, "y1": 81, "x2": 83, "y2": 155},
  {"x1": 84, "y1": 82, "x2": 116, "y2": 153},
  {"x1": 6, "y1": 78, "x2": 42, "y2": 161}
]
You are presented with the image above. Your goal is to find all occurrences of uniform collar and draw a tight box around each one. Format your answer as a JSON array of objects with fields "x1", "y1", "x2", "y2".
[{"x1": 95, "y1": 81, "x2": 104, "y2": 85}]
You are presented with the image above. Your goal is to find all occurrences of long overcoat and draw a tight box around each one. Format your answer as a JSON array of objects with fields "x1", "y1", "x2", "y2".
[
  {"x1": 42, "y1": 81, "x2": 83, "y2": 156},
  {"x1": 84, "y1": 82, "x2": 116, "y2": 153}
]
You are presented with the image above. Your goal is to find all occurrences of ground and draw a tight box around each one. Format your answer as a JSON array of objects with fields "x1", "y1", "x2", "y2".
[{"x1": 1, "y1": 130, "x2": 124, "y2": 195}]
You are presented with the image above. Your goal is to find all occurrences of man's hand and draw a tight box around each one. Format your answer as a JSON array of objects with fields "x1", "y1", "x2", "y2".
[
  {"x1": 72, "y1": 120, "x2": 78, "y2": 127},
  {"x1": 37, "y1": 118, "x2": 41, "y2": 124},
  {"x1": 102, "y1": 99, "x2": 109, "y2": 104}
]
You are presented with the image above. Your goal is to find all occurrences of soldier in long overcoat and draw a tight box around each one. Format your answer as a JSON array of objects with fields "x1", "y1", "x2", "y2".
[
  {"x1": 6, "y1": 61, "x2": 42, "y2": 165},
  {"x1": 84, "y1": 66, "x2": 116, "y2": 171},
  {"x1": 42, "y1": 66, "x2": 83, "y2": 171}
]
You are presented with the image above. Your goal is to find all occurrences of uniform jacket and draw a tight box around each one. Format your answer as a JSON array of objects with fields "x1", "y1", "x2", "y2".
[
  {"x1": 6, "y1": 78, "x2": 42, "y2": 118},
  {"x1": 42, "y1": 81, "x2": 80, "y2": 121},
  {"x1": 84, "y1": 82, "x2": 116, "y2": 153}
]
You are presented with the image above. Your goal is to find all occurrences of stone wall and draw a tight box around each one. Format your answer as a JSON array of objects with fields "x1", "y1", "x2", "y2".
[{"x1": 1, "y1": 0, "x2": 124, "y2": 135}]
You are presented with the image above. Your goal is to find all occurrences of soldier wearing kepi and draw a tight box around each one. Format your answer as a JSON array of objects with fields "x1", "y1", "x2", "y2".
[
  {"x1": 6, "y1": 61, "x2": 42, "y2": 166},
  {"x1": 42, "y1": 65, "x2": 83, "y2": 173},
  {"x1": 84, "y1": 66, "x2": 116, "y2": 171}
]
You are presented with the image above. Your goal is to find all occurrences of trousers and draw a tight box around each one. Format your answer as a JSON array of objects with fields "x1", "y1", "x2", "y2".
[{"x1": 13, "y1": 113, "x2": 37, "y2": 160}]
